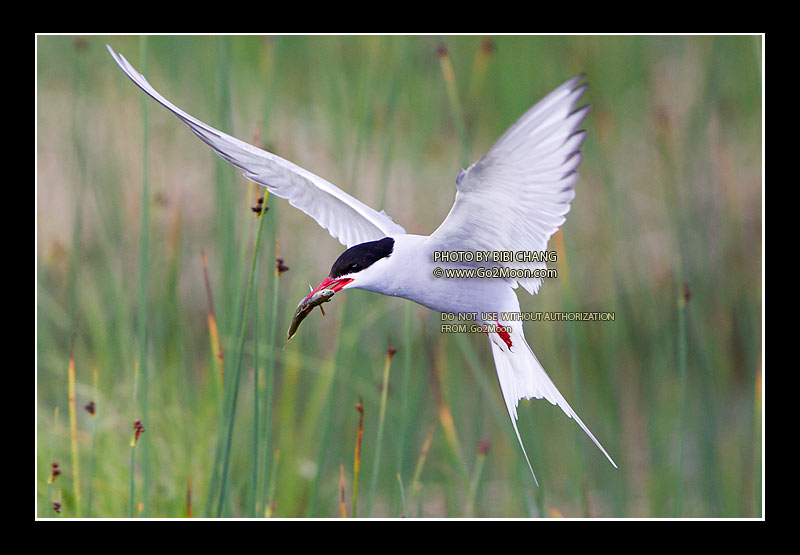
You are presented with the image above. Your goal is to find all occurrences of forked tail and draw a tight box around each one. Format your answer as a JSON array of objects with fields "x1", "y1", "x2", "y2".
[{"x1": 487, "y1": 325, "x2": 617, "y2": 484}]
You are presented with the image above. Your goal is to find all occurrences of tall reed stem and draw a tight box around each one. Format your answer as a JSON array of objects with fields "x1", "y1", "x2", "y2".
[
  {"x1": 437, "y1": 43, "x2": 470, "y2": 168},
  {"x1": 85, "y1": 368, "x2": 98, "y2": 517},
  {"x1": 67, "y1": 324, "x2": 80, "y2": 516},
  {"x1": 465, "y1": 440, "x2": 490, "y2": 517},
  {"x1": 554, "y1": 229, "x2": 591, "y2": 515},
  {"x1": 367, "y1": 347, "x2": 396, "y2": 516},
  {"x1": 259, "y1": 234, "x2": 280, "y2": 514},
  {"x1": 674, "y1": 283, "x2": 689, "y2": 516},
  {"x1": 215, "y1": 193, "x2": 269, "y2": 517},
  {"x1": 352, "y1": 400, "x2": 364, "y2": 517},
  {"x1": 128, "y1": 362, "x2": 141, "y2": 517},
  {"x1": 135, "y1": 35, "x2": 152, "y2": 517}
]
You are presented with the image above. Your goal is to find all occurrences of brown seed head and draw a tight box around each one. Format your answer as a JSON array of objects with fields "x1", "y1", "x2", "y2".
[
  {"x1": 276, "y1": 258, "x2": 290, "y2": 274},
  {"x1": 133, "y1": 419, "x2": 146, "y2": 443},
  {"x1": 251, "y1": 195, "x2": 269, "y2": 215},
  {"x1": 49, "y1": 461, "x2": 61, "y2": 483}
]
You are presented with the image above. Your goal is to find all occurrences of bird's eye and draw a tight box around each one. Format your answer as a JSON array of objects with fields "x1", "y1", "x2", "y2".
[{"x1": 349, "y1": 263, "x2": 361, "y2": 273}]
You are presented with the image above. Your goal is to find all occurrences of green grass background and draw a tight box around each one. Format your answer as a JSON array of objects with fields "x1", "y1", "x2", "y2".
[{"x1": 36, "y1": 34, "x2": 763, "y2": 518}]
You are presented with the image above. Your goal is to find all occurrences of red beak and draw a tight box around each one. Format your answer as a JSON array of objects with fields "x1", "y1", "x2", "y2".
[{"x1": 302, "y1": 276, "x2": 353, "y2": 305}]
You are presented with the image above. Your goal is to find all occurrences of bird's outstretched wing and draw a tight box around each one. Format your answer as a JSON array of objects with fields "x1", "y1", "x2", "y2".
[
  {"x1": 428, "y1": 75, "x2": 589, "y2": 294},
  {"x1": 428, "y1": 76, "x2": 616, "y2": 480},
  {"x1": 107, "y1": 45, "x2": 405, "y2": 249}
]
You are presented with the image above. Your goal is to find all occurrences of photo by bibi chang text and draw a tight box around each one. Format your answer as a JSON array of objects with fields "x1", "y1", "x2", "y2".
[{"x1": 432, "y1": 250, "x2": 558, "y2": 263}]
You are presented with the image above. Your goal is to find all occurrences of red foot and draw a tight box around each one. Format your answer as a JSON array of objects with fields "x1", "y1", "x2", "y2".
[{"x1": 496, "y1": 322, "x2": 513, "y2": 349}]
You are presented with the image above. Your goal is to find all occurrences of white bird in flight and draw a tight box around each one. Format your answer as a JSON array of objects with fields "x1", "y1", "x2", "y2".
[{"x1": 108, "y1": 44, "x2": 617, "y2": 483}]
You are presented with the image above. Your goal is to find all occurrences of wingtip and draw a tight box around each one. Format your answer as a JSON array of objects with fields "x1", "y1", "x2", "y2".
[
  {"x1": 565, "y1": 72, "x2": 588, "y2": 90},
  {"x1": 106, "y1": 43, "x2": 129, "y2": 75},
  {"x1": 106, "y1": 43, "x2": 121, "y2": 64},
  {"x1": 568, "y1": 75, "x2": 590, "y2": 102}
]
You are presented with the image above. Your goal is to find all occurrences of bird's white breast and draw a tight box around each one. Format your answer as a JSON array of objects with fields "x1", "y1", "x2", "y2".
[{"x1": 356, "y1": 234, "x2": 520, "y2": 322}]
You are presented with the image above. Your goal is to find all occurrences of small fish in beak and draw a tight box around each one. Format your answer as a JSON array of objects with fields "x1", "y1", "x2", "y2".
[
  {"x1": 286, "y1": 288, "x2": 336, "y2": 343},
  {"x1": 285, "y1": 276, "x2": 353, "y2": 343}
]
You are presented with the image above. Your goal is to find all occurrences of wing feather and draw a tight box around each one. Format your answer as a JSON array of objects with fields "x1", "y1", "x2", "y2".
[
  {"x1": 107, "y1": 44, "x2": 405, "y2": 248},
  {"x1": 429, "y1": 75, "x2": 589, "y2": 293}
]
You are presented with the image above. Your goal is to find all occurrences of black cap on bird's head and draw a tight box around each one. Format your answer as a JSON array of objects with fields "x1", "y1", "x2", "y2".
[
  {"x1": 329, "y1": 237, "x2": 395, "y2": 279},
  {"x1": 303, "y1": 237, "x2": 396, "y2": 301}
]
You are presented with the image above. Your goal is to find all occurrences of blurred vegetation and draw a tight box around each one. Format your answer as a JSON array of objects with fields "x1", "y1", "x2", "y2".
[{"x1": 36, "y1": 34, "x2": 762, "y2": 518}]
